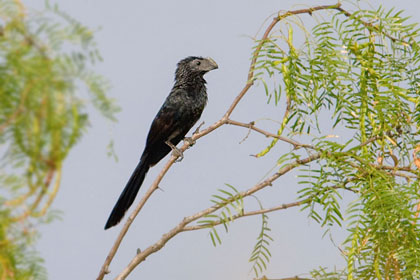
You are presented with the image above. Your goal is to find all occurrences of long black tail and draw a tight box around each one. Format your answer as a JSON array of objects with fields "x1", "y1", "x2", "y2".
[{"x1": 104, "y1": 157, "x2": 150, "y2": 229}]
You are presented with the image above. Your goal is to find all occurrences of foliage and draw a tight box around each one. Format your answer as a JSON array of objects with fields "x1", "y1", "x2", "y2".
[
  {"x1": 198, "y1": 184, "x2": 244, "y2": 246},
  {"x1": 252, "y1": 3, "x2": 420, "y2": 279},
  {"x1": 0, "y1": 0, "x2": 118, "y2": 278},
  {"x1": 249, "y1": 201, "x2": 273, "y2": 277},
  {"x1": 199, "y1": 2, "x2": 420, "y2": 279}
]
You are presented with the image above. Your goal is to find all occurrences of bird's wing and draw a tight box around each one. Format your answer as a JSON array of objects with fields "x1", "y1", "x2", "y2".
[{"x1": 145, "y1": 101, "x2": 182, "y2": 148}]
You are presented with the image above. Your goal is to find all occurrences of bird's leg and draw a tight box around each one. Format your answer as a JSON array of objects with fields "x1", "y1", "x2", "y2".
[{"x1": 165, "y1": 141, "x2": 184, "y2": 162}]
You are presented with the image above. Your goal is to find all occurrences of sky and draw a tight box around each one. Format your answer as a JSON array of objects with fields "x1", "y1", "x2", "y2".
[{"x1": 19, "y1": 0, "x2": 420, "y2": 279}]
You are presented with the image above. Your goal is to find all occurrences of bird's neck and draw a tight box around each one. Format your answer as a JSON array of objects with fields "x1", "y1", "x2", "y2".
[{"x1": 174, "y1": 74, "x2": 206, "y2": 92}]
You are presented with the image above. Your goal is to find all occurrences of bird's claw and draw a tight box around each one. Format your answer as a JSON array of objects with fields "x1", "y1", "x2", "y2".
[
  {"x1": 165, "y1": 141, "x2": 184, "y2": 162},
  {"x1": 184, "y1": 137, "x2": 195, "y2": 147},
  {"x1": 173, "y1": 149, "x2": 184, "y2": 162}
]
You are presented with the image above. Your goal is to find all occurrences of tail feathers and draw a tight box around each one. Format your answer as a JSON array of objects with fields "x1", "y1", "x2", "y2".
[{"x1": 104, "y1": 159, "x2": 149, "y2": 229}]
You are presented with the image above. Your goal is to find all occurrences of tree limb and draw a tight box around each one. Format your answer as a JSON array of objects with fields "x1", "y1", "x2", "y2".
[{"x1": 115, "y1": 152, "x2": 323, "y2": 279}]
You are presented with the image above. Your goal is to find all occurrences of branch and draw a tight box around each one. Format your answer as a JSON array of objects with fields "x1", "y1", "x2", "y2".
[
  {"x1": 8, "y1": 165, "x2": 58, "y2": 222},
  {"x1": 373, "y1": 164, "x2": 415, "y2": 173},
  {"x1": 183, "y1": 199, "x2": 306, "y2": 231},
  {"x1": 33, "y1": 166, "x2": 62, "y2": 217},
  {"x1": 226, "y1": 119, "x2": 314, "y2": 149},
  {"x1": 224, "y1": 3, "x2": 342, "y2": 118},
  {"x1": 184, "y1": 178, "x2": 357, "y2": 231},
  {"x1": 115, "y1": 152, "x2": 323, "y2": 279},
  {"x1": 346, "y1": 157, "x2": 419, "y2": 179},
  {"x1": 334, "y1": 6, "x2": 405, "y2": 45},
  {"x1": 96, "y1": 118, "x2": 230, "y2": 279}
]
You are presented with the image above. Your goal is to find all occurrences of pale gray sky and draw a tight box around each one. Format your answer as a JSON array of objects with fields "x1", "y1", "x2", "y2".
[{"x1": 24, "y1": 1, "x2": 420, "y2": 279}]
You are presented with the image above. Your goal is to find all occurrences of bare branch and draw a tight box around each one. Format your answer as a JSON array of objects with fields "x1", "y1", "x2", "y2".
[
  {"x1": 183, "y1": 199, "x2": 306, "y2": 231},
  {"x1": 226, "y1": 119, "x2": 313, "y2": 149},
  {"x1": 185, "y1": 178, "x2": 358, "y2": 231},
  {"x1": 115, "y1": 152, "x2": 323, "y2": 279}
]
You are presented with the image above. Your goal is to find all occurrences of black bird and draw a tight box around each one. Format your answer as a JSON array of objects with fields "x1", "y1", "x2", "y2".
[{"x1": 105, "y1": 56, "x2": 218, "y2": 229}]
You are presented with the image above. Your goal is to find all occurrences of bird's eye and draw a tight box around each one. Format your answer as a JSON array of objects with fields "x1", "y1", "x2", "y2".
[{"x1": 196, "y1": 60, "x2": 201, "y2": 66}]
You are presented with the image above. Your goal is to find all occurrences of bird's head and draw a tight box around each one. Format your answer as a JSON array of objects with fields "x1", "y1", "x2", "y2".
[{"x1": 175, "y1": 56, "x2": 218, "y2": 81}]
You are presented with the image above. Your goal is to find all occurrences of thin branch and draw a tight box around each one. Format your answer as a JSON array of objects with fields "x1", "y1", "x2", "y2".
[
  {"x1": 183, "y1": 199, "x2": 306, "y2": 231},
  {"x1": 184, "y1": 178, "x2": 357, "y2": 231},
  {"x1": 97, "y1": 148, "x2": 180, "y2": 278},
  {"x1": 414, "y1": 199, "x2": 420, "y2": 221},
  {"x1": 9, "y1": 166, "x2": 56, "y2": 222},
  {"x1": 347, "y1": 134, "x2": 381, "y2": 152},
  {"x1": 33, "y1": 166, "x2": 62, "y2": 217},
  {"x1": 96, "y1": 119, "x2": 228, "y2": 279},
  {"x1": 223, "y1": 3, "x2": 342, "y2": 119},
  {"x1": 222, "y1": 9, "x2": 277, "y2": 118},
  {"x1": 334, "y1": 6, "x2": 405, "y2": 45},
  {"x1": 373, "y1": 164, "x2": 416, "y2": 173},
  {"x1": 226, "y1": 119, "x2": 313, "y2": 149},
  {"x1": 115, "y1": 152, "x2": 323, "y2": 279},
  {"x1": 347, "y1": 158, "x2": 419, "y2": 179}
]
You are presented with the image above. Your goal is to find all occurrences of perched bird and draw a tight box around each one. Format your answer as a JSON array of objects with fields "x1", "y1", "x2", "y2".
[{"x1": 105, "y1": 56, "x2": 218, "y2": 229}]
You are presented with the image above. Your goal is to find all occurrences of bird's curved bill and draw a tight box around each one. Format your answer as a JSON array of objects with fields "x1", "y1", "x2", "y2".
[{"x1": 205, "y1": 57, "x2": 218, "y2": 70}]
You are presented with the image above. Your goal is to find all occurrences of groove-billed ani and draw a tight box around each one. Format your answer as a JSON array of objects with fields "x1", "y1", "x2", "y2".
[{"x1": 104, "y1": 56, "x2": 218, "y2": 229}]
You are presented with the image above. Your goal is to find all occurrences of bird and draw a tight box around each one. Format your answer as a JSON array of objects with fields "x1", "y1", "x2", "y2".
[{"x1": 104, "y1": 56, "x2": 218, "y2": 229}]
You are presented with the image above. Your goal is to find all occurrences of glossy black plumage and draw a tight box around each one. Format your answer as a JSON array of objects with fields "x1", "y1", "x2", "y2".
[{"x1": 105, "y1": 56, "x2": 218, "y2": 229}]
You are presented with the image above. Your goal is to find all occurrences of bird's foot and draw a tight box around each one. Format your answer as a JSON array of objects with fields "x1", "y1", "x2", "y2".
[
  {"x1": 184, "y1": 137, "x2": 195, "y2": 147},
  {"x1": 165, "y1": 141, "x2": 184, "y2": 162}
]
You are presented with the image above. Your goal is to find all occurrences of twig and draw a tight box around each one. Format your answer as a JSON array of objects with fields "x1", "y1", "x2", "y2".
[
  {"x1": 347, "y1": 134, "x2": 381, "y2": 152},
  {"x1": 373, "y1": 164, "x2": 415, "y2": 173},
  {"x1": 226, "y1": 119, "x2": 313, "y2": 149},
  {"x1": 33, "y1": 166, "x2": 62, "y2": 217},
  {"x1": 414, "y1": 200, "x2": 420, "y2": 220},
  {"x1": 186, "y1": 176, "x2": 357, "y2": 231},
  {"x1": 334, "y1": 6, "x2": 405, "y2": 45},
  {"x1": 183, "y1": 199, "x2": 306, "y2": 231},
  {"x1": 9, "y1": 166, "x2": 56, "y2": 222},
  {"x1": 238, "y1": 121, "x2": 253, "y2": 144}
]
